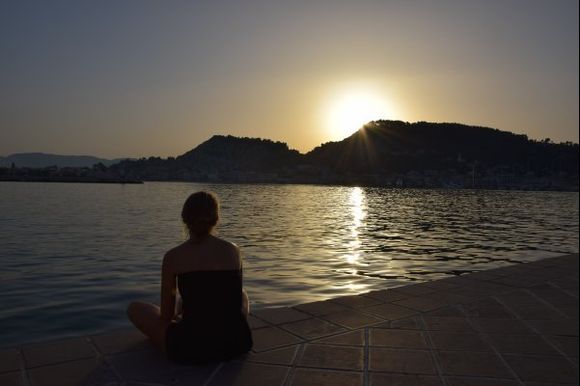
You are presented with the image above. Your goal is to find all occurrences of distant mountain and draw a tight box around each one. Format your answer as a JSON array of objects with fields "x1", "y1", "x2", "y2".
[{"x1": 0, "y1": 153, "x2": 126, "y2": 168}]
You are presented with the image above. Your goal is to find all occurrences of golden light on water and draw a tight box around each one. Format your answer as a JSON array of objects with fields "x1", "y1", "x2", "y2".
[
  {"x1": 345, "y1": 187, "x2": 366, "y2": 267},
  {"x1": 324, "y1": 87, "x2": 395, "y2": 141}
]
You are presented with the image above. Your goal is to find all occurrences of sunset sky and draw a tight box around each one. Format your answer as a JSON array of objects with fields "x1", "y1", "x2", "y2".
[{"x1": 1, "y1": 0, "x2": 578, "y2": 158}]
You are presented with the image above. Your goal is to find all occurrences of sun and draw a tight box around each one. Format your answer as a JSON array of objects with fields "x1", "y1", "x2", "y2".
[{"x1": 324, "y1": 89, "x2": 394, "y2": 140}]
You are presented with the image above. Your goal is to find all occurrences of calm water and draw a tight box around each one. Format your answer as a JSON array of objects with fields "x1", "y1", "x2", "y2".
[{"x1": 0, "y1": 182, "x2": 578, "y2": 347}]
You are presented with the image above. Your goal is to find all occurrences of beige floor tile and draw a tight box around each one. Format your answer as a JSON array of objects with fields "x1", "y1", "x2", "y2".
[
  {"x1": 469, "y1": 318, "x2": 534, "y2": 334},
  {"x1": 331, "y1": 294, "x2": 383, "y2": 309},
  {"x1": 383, "y1": 290, "x2": 414, "y2": 303},
  {"x1": 91, "y1": 329, "x2": 152, "y2": 355},
  {"x1": 502, "y1": 354, "x2": 579, "y2": 383},
  {"x1": 389, "y1": 316, "x2": 422, "y2": 330},
  {"x1": 462, "y1": 299, "x2": 516, "y2": 319},
  {"x1": 424, "y1": 306, "x2": 466, "y2": 318},
  {"x1": 108, "y1": 348, "x2": 216, "y2": 384},
  {"x1": 435, "y1": 350, "x2": 512, "y2": 378},
  {"x1": 313, "y1": 330, "x2": 365, "y2": 346},
  {"x1": 279, "y1": 318, "x2": 346, "y2": 340},
  {"x1": 527, "y1": 284, "x2": 578, "y2": 314},
  {"x1": 369, "y1": 348, "x2": 436, "y2": 374},
  {"x1": 496, "y1": 290, "x2": 564, "y2": 320},
  {"x1": 247, "y1": 315, "x2": 269, "y2": 329},
  {"x1": 293, "y1": 300, "x2": 351, "y2": 316},
  {"x1": 361, "y1": 303, "x2": 418, "y2": 320},
  {"x1": 369, "y1": 329, "x2": 428, "y2": 349},
  {"x1": 27, "y1": 358, "x2": 118, "y2": 386},
  {"x1": 525, "y1": 319, "x2": 579, "y2": 336},
  {"x1": 244, "y1": 345, "x2": 299, "y2": 366},
  {"x1": 486, "y1": 333, "x2": 559, "y2": 355},
  {"x1": 370, "y1": 373, "x2": 443, "y2": 386},
  {"x1": 320, "y1": 310, "x2": 383, "y2": 329},
  {"x1": 428, "y1": 332, "x2": 492, "y2": 351},
  {"x1": 422, "y1": 316, "x2": 474, "y2": 332},
  {"x1": 0, "y1": 349, "x2": 21, "y2": 373},
  {"x1": 23, "y1": 338, "x2": 96, "y2": 368},
  {"x1": 393, "y1": 283, "x2": 434, "y2": 296},
  {"x1": 0, "y1": 371, "x2": 24, "y2": 386},
  {"x1": 251, "y1": 326, "x2": 303, "y2": 352},
  {"x1": 393, "y1": 294, "x2": 449, "y2": 312},
  {"x1": 208, "y1": 362, "x2": 290, "y2": 386},
  {"x1": 291, "y1": 368, "x2": 363, "y2": 386},
  {"x1": 252, "y1": 307, "x2": 311, "y2": 325},
  {"x1": 445, "y1": 376, "x2": 518, "y2": 386},
  {"x1": 545, "y1": 335, "x2": 579, "y2": 358},
  {"x1": 299, "y1": 344, "x2": 364, "y2": 370}
]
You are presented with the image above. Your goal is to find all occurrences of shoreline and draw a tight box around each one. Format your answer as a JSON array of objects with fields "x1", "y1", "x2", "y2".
[
  {"x1": 1, "y1": 178, "x2": 578, "y2": 192},
  {"x1": 1, "y1": 253, "x2": 578, "y2": 385},
  {"x1": 0, "y1": 178, "x2": 143, "y2": 184}
]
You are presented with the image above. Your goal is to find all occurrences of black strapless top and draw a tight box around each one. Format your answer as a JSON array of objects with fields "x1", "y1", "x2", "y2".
[{"x1": 165, "y1": 270, "x2": 253, "y2": 364}]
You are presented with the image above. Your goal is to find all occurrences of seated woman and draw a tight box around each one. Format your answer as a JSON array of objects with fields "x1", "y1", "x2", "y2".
[{"x1": 127, "y1": 191, "x2": 253, "y2": 364}]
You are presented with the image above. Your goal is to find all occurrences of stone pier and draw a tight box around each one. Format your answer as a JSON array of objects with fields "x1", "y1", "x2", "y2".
[{"x1": 1, "y1": 254, "x2": 578, "y2": 386}]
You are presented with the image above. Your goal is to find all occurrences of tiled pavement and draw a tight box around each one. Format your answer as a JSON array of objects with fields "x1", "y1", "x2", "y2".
[{"x1": 1, "y1": 253, "x2": 578, "y2": 386}]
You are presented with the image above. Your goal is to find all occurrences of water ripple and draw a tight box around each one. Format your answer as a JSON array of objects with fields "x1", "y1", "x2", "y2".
[{"x1": 0, "y1": 182, "x2": 578, "y2": 347}]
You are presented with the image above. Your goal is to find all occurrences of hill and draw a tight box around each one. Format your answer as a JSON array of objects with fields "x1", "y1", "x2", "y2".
[
  {"x1": 305, "y1": 120, "x2": 579, "y2": 176},
  {"x1": 177, "y1": 135, "x2": 301, "y2": 172},
  {"x1": 111, "y1": 135, "x2": 301, "y2": 181}
]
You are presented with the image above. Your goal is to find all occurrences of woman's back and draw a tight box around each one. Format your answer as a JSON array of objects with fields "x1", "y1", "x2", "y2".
[
  {"x1": 178, "y1": 269, "x2": 243, "y2": 322},
  {"x1": 164, "y1": 236, "x2": 253, "y2": 364},
  {"x1": 168, "y1": 235, "x2": 240, "y2": 270},
  {"x1": 127, "y1": 191, "x2": 252, "y2": 364}
]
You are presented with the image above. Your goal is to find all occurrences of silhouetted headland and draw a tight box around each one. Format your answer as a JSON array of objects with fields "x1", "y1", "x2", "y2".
[{"x1": 2, "y1": 120, "x2": 578, "y2": 190}]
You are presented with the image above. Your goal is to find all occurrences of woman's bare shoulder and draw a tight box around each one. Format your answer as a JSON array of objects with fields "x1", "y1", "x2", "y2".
[
  {"x1": 163, "y1": 242, "x2": 190, "y2": 267},
  {"x1": 210, "y1": 236, "x2": 241, "y2": 266},
  {"x1": 212, "y1": 237, "x2": 240, "y2": 254}
]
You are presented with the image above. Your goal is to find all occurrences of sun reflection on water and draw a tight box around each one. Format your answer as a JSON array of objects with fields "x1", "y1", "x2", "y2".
[{"x1": 345, "y1": 187, "x2": 366, "y2": 267}]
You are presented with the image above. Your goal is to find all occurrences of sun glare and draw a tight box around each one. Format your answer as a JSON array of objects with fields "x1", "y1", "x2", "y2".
[{"x1": 325, "y1": 89, "x2": 394, "y2": 140}]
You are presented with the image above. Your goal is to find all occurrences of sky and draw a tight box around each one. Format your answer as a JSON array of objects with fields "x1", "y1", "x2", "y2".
[{"x1": 0, "y1": 0, "x2": 578, "y2": 158}]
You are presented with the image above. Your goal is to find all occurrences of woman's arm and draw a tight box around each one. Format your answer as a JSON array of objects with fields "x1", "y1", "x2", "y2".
[{"x1": 160, "y1": 252, "x2": 176, "y2": 323}]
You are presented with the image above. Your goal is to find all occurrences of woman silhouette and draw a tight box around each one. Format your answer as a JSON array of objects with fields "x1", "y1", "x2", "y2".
[{"x1": 127, "y1": 191, "x2": 253, "y2": 363}]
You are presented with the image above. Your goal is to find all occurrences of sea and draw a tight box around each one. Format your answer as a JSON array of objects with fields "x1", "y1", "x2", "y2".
[{"x1": 0, "y1": 181, "x2": 578, "y2": 348}]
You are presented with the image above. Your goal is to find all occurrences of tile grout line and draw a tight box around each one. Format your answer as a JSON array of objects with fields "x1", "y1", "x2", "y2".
[
  {"x1": 201, "y1": 361, "x2": 223, "y2": 386},
  {"x1": 492, "y1": 282, "x2": 580, "y2": 367},
  {"x1": 521, "y1": 288, "x2": 573, "y2": 319},
  {"x1": 86, "y1": 336, "x2": 124, "y2": 383},
  {"x1": 497, "y1": 294, "x2": 580, "y2": 368},
  {"x1": 492, "y1": 288, "x2": 569, "y2": 322},
  {"x1": 363, "y1": 327, "x2": 369, "y2": 386},
  {"x1": 546, "y1": 280, "x2": 579, "y2": 300},
  {"x1": 417, "y1": 314, "x2": 449, "y2": 386},
  {"x1": 276, "y1": 313, "x2": 354, "y2": 337},
  {"x1": 459, "y1": 303, "x2": 532, "y2": 386},
  {"x1": 521, "y1": 326, "x2": 578, "y2": 367},
  {"x1": 15, "y1": 348, "x2": 33, "y2": 386},
  {"x1": 529, "y1": 281, "x2": 579, "y2": 307},
  {"x1": 18, "y1": 348, "x2": 32, "y2": 386},
  {"x1": 283, "y1": 343, "x2": 306, "y2": 386}
]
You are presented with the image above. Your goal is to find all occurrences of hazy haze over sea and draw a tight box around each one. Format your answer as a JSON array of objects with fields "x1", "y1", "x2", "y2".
[{"x1": 0, "y1": 182, "x2": 578, "y2": 348}]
